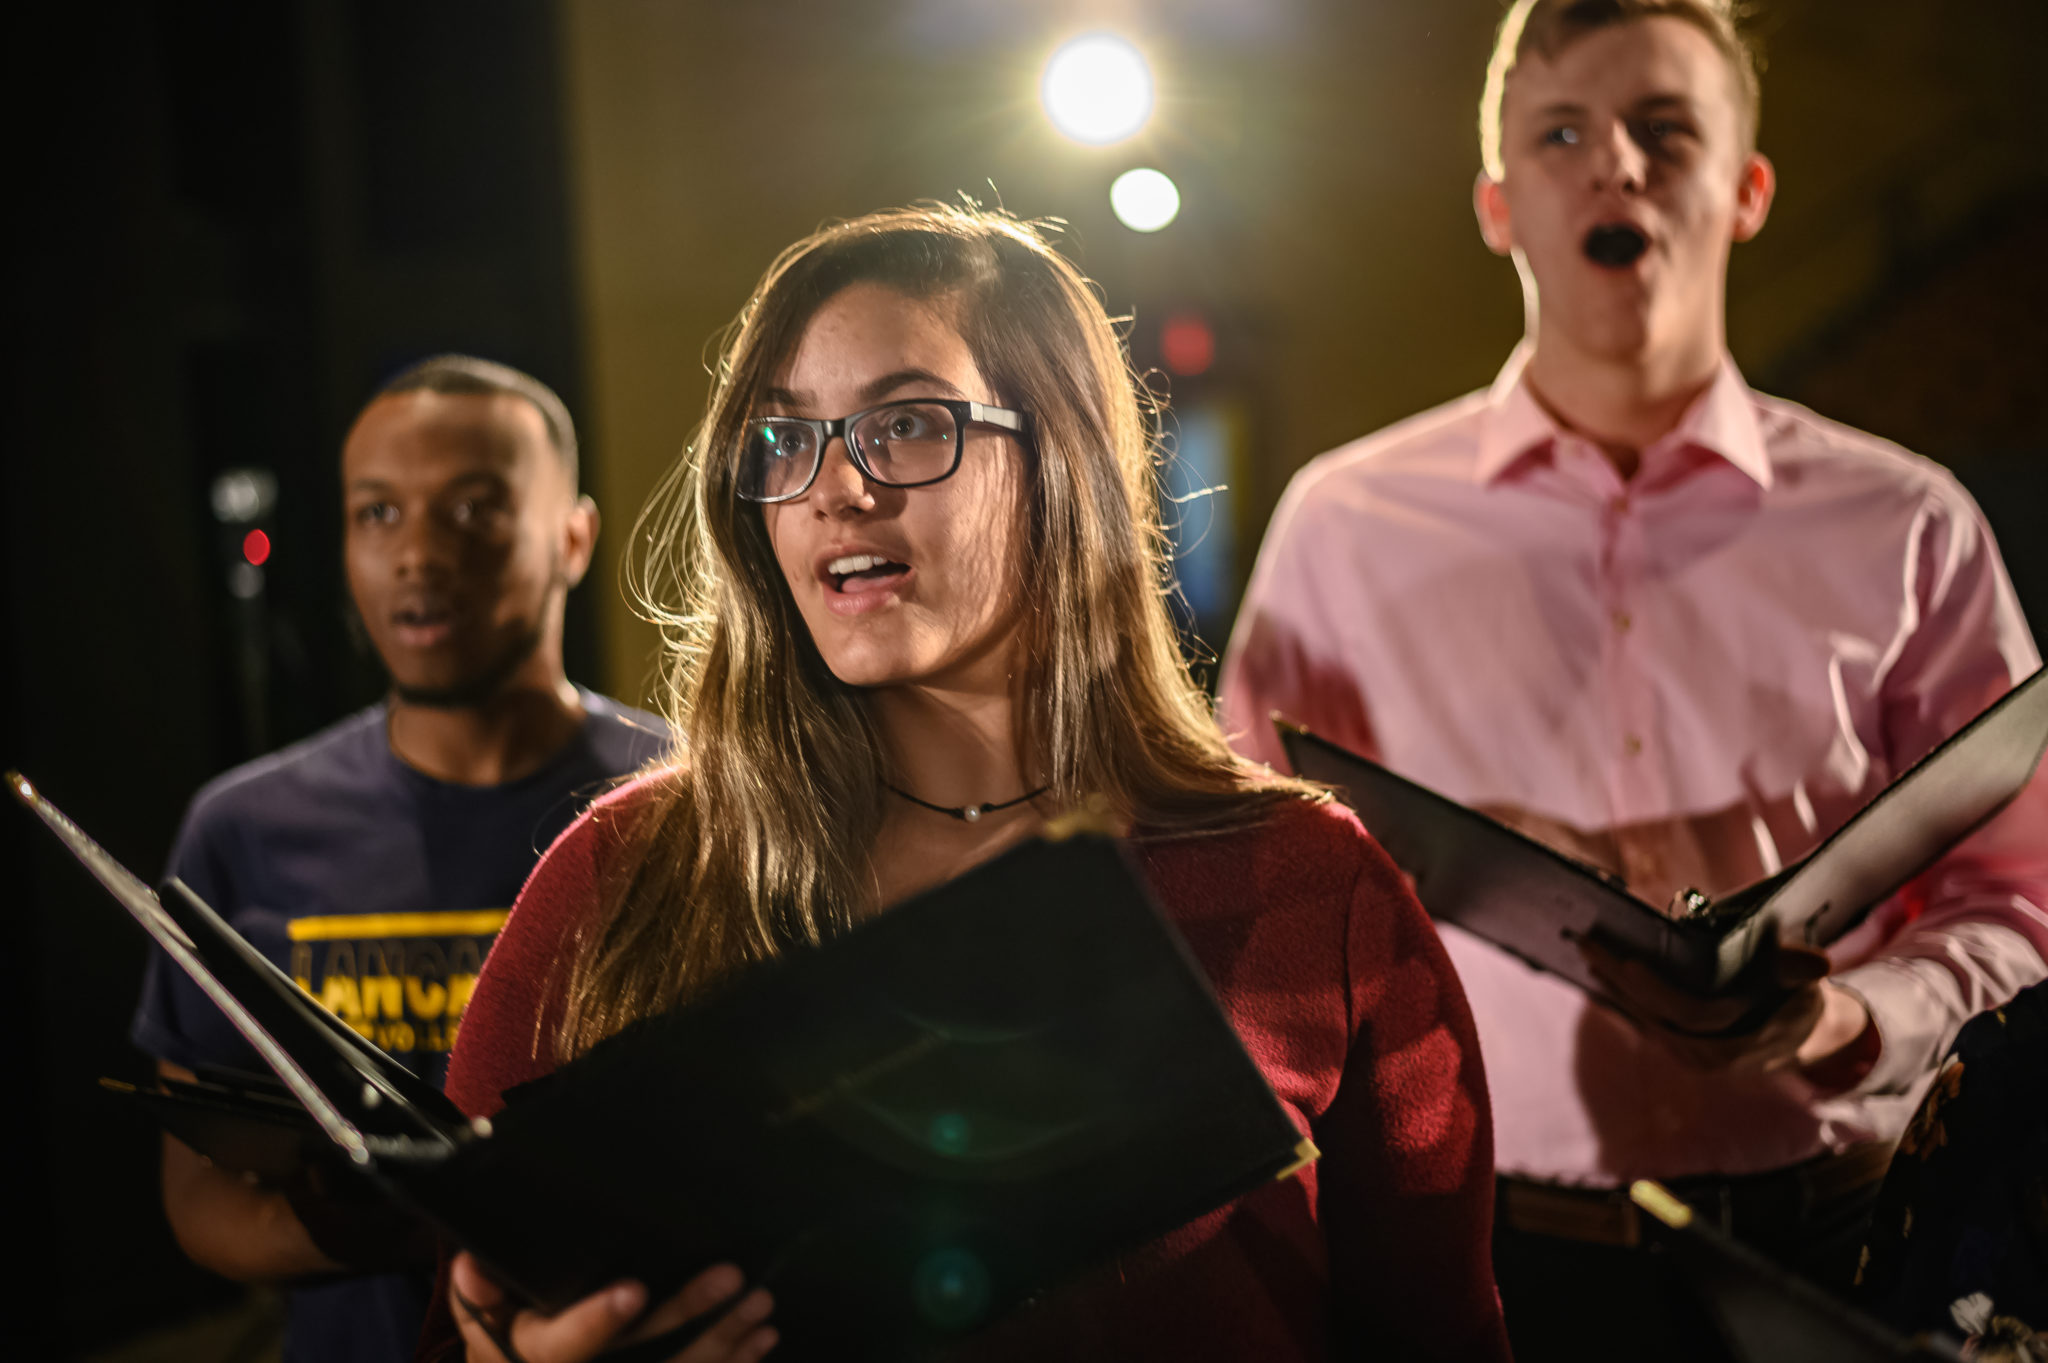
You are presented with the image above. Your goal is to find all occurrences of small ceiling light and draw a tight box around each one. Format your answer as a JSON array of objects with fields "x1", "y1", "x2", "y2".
[
  {"x1": 1042, "y1": 34, "x2": 1154, "y2": 145},
  {"x1": 210, "y1": 468, "x2": 278, "y2": 525},
  {"x1": 1110, "y1": 168, "x2": 1181, "y2": 233}
]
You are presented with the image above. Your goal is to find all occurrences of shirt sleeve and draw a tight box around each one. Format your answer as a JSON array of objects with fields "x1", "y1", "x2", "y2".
[
  {"x1": 1831, "y1": 482, "x2": 2048, "y2": 1095},
  {"x1": 1218, "y1": 471, "x2": 1384, "y2": 772},
  {"x1": 418, "y1": 793, "x2": 652, "y2": 1363},
  {"x1": 1315, "y1": 821, "x2": 1510, "y2": 1362},
  {"x1": 442, "y1": 782, "x2": 658, "y2": 1120},
  {"x1": 442, "y1": 832, "x2": 587, "y2": 1122}
]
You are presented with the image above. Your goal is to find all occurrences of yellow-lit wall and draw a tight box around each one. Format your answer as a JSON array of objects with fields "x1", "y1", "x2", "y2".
[{"x1": 558, "y1": 0, "x2": 2045, "y2": 703}]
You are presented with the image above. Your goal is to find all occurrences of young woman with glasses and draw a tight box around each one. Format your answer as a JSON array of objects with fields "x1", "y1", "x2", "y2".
[{"x1": 423, "y1": 205, "x2": 1510, "y2": 1363}]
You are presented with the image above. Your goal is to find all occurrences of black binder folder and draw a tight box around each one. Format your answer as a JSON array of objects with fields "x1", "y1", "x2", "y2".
[
  {"x1": 13, "y1": 774, "x2": 1315, "y2": 1360},
  {"x1": 1627, "y1": 1181, "x2": 1966, "y2": 1362},
  {"x1": 1277, "y1": 667, "x2": 2048, "y2": 1001},
  {"x1": 99, "y1": 1070, "x2": 324, "y2": 1185}
]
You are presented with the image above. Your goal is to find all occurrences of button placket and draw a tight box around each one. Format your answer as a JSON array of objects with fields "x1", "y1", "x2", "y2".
[{"x1": 1600, "y1": 488, "x2": 1657, "y2": 820}]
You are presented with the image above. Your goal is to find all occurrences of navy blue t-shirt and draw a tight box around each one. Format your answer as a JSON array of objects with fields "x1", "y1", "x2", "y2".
[{"x1": 131, "y1": 689, "x2": 667, "y2": 1363}]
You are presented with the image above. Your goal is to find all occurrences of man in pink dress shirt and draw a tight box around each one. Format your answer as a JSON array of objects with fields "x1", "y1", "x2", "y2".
[{"x1": 1219, "y1": 1, "x2": 2048, "y2": 1357}]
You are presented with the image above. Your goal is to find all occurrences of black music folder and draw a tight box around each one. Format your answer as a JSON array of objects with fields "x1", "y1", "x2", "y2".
[
  {"x1": 1627, "y1": 1182, "x2": 1966, "y2": 1362},
  {"x1": 99, "y1": 1068, "x2": 327, "y2": 1185},
  {"x1": 1278, "y1": 667, "x2": 2048, "y2": 1000},
  {"x1": 14, "y1": 775, "x2": 1314, "y2": 1361}
]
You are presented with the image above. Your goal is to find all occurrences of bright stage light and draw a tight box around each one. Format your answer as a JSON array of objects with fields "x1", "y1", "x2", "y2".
[
  {"x1": 1110, "y1": 168, "x2": 1180, "y2": 232},
  {"x1": 1042, "y1": 34, "x2": 1153, "y2": 145}
]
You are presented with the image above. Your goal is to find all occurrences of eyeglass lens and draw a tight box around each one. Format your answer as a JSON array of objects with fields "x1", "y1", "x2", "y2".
[{"x1": 740, "y1": 401, "x2": 961, "y2": 502}]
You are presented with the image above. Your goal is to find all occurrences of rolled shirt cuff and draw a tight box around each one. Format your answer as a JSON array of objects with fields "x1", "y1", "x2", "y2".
[{"x1": 1829, "y1": 958, "x2": 1960, "y2": 1097}]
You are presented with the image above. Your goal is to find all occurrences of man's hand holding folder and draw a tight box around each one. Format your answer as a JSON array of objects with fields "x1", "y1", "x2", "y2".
[
  {"x1": 1275, "y1": 668, "x2": 2048, "y2": 1027},
  {"x1": 1577, "y1": 935, "x2": 1879, "y2": 1082},
  {"x1": 448, "y1": 1255, "x2": 776, "y2": 1363}
]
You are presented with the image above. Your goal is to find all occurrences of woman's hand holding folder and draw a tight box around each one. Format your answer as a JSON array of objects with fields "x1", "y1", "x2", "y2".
[{"x1": 448, "y1": 1252, "x2": 778, "y2": 1363}]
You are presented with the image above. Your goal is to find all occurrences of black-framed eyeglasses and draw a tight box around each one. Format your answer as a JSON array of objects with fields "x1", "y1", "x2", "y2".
[{"x1": 736, "y1": 398, "x2": 1030, "y2": 504}]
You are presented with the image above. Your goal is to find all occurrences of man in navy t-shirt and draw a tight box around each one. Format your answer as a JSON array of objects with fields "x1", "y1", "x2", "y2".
[{"x1": 130, "y1": 355, "x2": 668, "y2": 1363}]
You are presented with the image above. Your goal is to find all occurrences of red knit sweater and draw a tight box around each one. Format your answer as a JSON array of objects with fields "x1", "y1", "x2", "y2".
[{"x1": 423, "y1": 784, "x2": 1511, "y2": 1362}]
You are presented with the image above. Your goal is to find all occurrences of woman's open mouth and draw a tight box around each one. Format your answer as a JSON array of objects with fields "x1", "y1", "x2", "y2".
[
  {"x1": 820, "y1": 552, "x2": 913, "y2": 616},
  {"x1": 827, "y1": 553, "x2": 911, "y2": 595}
]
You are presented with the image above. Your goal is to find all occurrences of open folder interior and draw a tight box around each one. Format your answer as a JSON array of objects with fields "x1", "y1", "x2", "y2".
[
  {"x1": 14, "y1": 775, "x2": 1313, "y2": 1362},
  {"x1": 1278, "y1": 667, "x2": 2048, "y2": 1002}
]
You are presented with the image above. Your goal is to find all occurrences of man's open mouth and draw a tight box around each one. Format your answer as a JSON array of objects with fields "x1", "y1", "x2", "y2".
[
  {"x1": 1584, "y1": 223, "x2": 1649, "y2": 267},
  {"x1": 392, "y1": 603, "x2": 458, "y2": 644},
  {"x1": 826, "y1": 553, "x2": 910, "y2": 595}
]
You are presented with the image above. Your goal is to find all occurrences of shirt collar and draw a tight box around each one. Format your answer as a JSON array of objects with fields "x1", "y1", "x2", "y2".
[
  {"x1": 1474, "y1": 345, "x2": 1773, "y2": 490},
  {"x1": 1473, "y1": 343, "x2": 1553, "y2": 484},
  {"x1": 1674, "y1": 353, "x2": 1773, "y2": 489}
]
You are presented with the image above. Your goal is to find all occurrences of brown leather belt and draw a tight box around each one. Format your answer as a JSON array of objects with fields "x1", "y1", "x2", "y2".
[{"x1": 1497, "y1": 1142, "x2": 1897, "y2": 1248}]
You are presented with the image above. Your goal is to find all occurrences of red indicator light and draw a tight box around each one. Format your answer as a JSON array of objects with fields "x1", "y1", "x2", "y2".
[
  {"x1": 242, "y1": 529, "x2": 271, "y2": 566},
  {"x1": 1161, "y1": 313, "x2": 1215, "y2": 376}
]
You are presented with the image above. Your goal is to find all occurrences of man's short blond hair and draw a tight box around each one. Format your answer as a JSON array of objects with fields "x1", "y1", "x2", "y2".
[{"x1": 1479, "y1": 0, "x2": 1763, "y2": 178}]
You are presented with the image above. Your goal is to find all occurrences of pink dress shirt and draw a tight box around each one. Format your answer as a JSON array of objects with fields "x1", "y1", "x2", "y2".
[{"x1": 1219, "y1": 345, "x2": 2048, "y2": 1185}]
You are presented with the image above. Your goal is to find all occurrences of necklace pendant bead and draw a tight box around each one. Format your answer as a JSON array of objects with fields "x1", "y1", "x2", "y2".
[{"x1": 882, "y1": 780, "x2": 1049, "y2": 822}]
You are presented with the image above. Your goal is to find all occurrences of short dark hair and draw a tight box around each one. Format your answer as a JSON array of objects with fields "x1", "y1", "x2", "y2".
[
  {"x1": 374, "y1": 354, "x2": 580, "y2": 490},
  {"x1": 1480, "y1": 0, "x2": 1763, "y2": 178}
]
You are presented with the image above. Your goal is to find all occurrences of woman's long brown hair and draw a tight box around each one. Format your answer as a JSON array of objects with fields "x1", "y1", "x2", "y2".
[{"x1": 557, "y1": 204, "x2": 1320, "y2": 1060}]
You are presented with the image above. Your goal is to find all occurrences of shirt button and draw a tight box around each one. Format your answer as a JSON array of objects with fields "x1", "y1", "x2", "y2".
[
  {"x1": 1623, "y1": 734, "x2": 1644, "y2": 756},
  {"x1": 1609, "y1": 494, "x2": 1630, "y2": 516},
  {"x1": 1613, "y1": 610, "x2": 1632, "y2": 633}
]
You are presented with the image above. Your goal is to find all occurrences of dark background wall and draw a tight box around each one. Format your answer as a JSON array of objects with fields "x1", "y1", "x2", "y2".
[
  {"x1": 5, "y1": 2, "x2": 2042, "y2": 1359},
  {"x1": 7, "y1": 4, "x2": 591, "y2": 1357}
]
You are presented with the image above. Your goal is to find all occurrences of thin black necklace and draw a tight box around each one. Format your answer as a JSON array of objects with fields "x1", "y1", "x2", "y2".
[{"x1": 883, "y1": 780, "x2": 1050, "y2": 824}]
